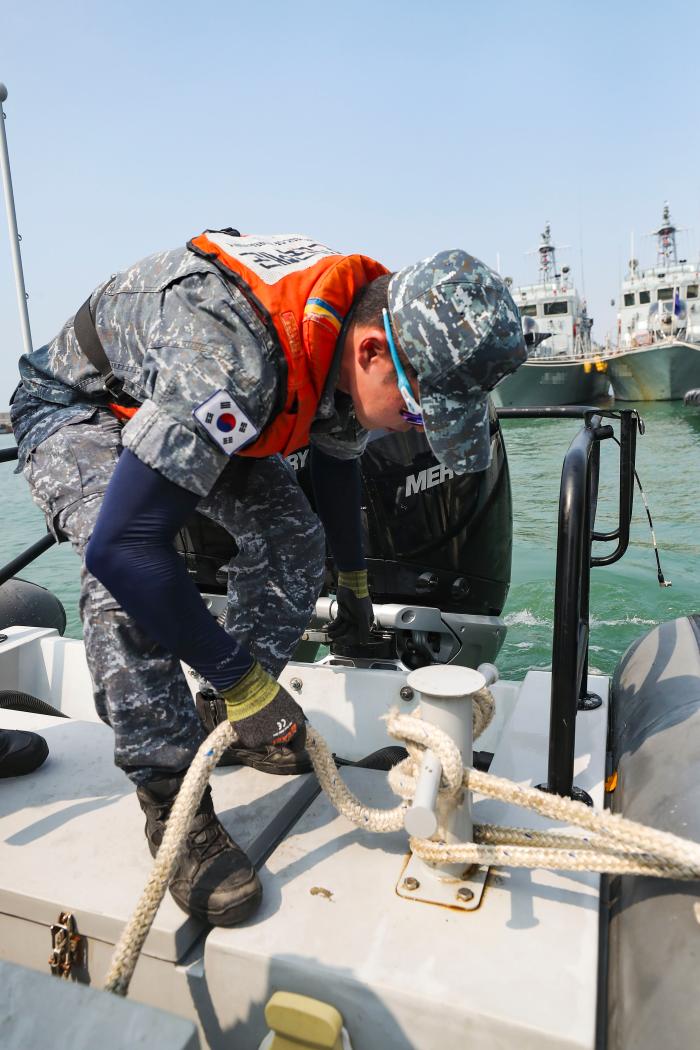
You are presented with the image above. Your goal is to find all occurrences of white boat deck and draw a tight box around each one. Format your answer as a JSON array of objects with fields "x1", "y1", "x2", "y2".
[
  {"x1": 0, "y1": 627, "x2": 608, "y2": 1049},
  {"x1": 206, "y1": 669, "x2": 607, "y2": 1050}
]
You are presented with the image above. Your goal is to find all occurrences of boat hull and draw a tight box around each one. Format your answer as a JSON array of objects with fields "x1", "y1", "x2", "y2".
[
  {"x1": 492, "y1": 359, "x2": 612, "y2": 407},
  {"x1": 604, "y1": 341, "x2": 700, "y2": 401}
]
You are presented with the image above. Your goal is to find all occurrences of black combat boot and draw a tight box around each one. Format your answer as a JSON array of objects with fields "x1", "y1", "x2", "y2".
[
  {"x1": 136, "y1": 776, "x2": 262, "y2": 926},
  {"x1": 0, "y1": 728, "x2": 49, "y2": 778},
  {"x1": 195, "y1": 690, "x2": 312, "y2": 774}
]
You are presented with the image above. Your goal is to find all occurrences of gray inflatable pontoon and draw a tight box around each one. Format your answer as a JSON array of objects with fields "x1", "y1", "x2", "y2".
[{"x1": 608, "y1": 614, "x2": 700, "y2": 1049}]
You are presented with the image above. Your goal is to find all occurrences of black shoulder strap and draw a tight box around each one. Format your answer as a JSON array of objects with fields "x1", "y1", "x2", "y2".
[{"x1": 74, "y1": 296, "x2": 128, "y2": 401}]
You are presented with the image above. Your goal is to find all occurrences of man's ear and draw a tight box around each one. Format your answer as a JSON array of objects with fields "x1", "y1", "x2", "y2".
[{"x1": 356, "y1": 328, "x2": 389, "y2": 374}]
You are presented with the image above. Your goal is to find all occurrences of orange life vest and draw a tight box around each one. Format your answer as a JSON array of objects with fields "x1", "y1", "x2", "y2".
[{"x1": 186, "y1": 231, "x2": 388, "y2": 457}]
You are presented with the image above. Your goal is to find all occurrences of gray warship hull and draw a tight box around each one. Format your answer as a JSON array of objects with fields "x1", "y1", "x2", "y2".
[
  {"x1": 492, "y1": 358, "x2": 612, "y2": 408},
  {"x1": 604, "y1": 341, "x2": 700, "y2": 401}
]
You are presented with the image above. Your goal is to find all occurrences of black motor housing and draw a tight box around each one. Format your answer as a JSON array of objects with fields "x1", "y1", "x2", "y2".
[{"x1": 176, "y1": 402, "x2": 513, "y2": 618}]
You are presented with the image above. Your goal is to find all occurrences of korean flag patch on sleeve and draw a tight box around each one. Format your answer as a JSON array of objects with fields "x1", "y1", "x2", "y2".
[{"x1": 193, "y1": 390, "x2": 259, "y2": 455}]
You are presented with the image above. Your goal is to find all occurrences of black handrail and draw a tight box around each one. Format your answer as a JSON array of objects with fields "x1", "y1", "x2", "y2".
[
  {"x1": 0, "y1": 533, "x2": 56, "y2": 587},
  {"x1": 497, "y1": 405, "x2": 610, "y2": 420},
  {"x1": 548, "y1": 416, "x2": 609, "y2": 798},
  {"x1": 546, "y1": 410, "x2": 639, "y2": 798},
  {"x1": 590, "y1": 411, "x2": 637, "y2": 565}
]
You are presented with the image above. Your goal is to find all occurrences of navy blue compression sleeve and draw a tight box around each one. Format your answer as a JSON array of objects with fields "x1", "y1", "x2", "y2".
[
  {"x1": 309, "y1": 445, "x2": 365, "y2": 571},
  {"x1": 85, "y1": 449, "x2": 253, "y2": 689}
]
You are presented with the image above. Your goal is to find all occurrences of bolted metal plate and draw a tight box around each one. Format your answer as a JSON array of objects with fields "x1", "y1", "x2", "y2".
[{"x1": 396, "y1": 853, "x2": 488, "y2": 911}]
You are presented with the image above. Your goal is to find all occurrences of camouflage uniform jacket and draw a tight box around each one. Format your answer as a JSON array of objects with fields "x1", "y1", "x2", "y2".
[{"x1": 11, "y1": 246, "x2": 368, "y2": 494}]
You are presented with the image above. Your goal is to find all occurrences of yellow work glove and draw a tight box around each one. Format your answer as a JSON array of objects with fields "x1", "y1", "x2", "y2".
[{"x1": 220, "y1": 660, "x2": 306, "y2": 750}]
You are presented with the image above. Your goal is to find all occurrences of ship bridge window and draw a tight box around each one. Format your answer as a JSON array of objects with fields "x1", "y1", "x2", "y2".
[
  {"x1": 543, "y1": 300, "x2": 568, "y2": 315},
  {"x1": 657, "y1": 287, "x2": 673, "y2": 301},
  {"x1": 687, "y1": 284, "x2": 698, "y2": 299},
  {"x1": 623, "y1": 293, "x2": 635, "y2": 306},
  {"x1": 520, "y1": 304, "x2": 537, "y2": 316},
  {"x1": 639, "y1": 290, "x2": 651, "y2": 304}
]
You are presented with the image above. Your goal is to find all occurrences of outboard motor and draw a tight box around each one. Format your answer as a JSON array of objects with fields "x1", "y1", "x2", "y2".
[
  {"x1": 295, "y1": 404, "x2": 511, "y2": 618},
  {"x1": 175, "y1": 402, "x2": 512, "y2": 668}
]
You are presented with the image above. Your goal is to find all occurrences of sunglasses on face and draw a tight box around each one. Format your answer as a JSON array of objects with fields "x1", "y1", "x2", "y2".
[{"x1": 382, "y1": 308, "x2": 424, "y2": 427}]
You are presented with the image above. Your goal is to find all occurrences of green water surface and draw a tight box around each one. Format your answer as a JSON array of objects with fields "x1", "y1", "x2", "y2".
[{"x1": 1, "y1": 401, "x2": 698, "y2": 682}]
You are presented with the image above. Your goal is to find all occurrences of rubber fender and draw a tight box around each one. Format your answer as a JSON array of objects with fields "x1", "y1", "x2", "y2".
[
  {"x1": 607, "y1": 614, "x2": 700, "y2": 1050},
  {"x1": 0, "y1": 577, "x2": 66, "y2": 635}
]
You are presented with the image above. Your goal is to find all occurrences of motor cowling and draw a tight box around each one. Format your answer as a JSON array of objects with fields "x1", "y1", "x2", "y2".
[
  {"x1": 175, "y1": 402, "x2": 513, "y2": 619},
  {"x1": 294, "y1": 401, "x2": 512, "y2": 617}
]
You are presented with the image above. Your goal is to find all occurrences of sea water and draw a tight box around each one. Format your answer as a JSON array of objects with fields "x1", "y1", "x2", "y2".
[{"x1": 0, "y1": 400, "x2": 698, "y2": 682}]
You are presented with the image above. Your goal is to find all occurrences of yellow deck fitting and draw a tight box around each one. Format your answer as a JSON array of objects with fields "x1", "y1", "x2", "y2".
[{"x1": 264, "y1": 991, "x2": 345, "y2": 1050}]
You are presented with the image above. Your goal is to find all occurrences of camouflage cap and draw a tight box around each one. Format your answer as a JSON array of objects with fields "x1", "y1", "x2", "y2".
[{"x1": 388, "y1": 250, "x2": 526, "y2": 474}]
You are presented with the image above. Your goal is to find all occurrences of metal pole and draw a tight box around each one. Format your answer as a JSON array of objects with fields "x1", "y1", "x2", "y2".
[
  {"x1": 403, "y1": 664, "x2": 484, "y2": 875},
  {"x1": 548, "y1": 434, "x2": 588, "y2": 797},
  {"x1": 0, "y1": 533, "x2": 56, "y2": 587},
  {"x1": 0, "y1": 83, "x2": 33, "y2": 356}
]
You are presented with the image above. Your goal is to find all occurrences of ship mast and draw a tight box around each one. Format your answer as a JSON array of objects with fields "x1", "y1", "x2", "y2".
[
  {"x1": 628, "y1": 231, "x2": 639, "y2": 278},
  {"x1": 538, "y1": 223, "x2": 558, "y2": 284},
  {"x1": 651, "y1": 202, "x2": 678, "y2": 267}
]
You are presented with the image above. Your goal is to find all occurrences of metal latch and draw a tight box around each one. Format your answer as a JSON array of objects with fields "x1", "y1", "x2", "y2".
[{"x1": 49, "y1": 911, "x2": 86, "y2": 979}]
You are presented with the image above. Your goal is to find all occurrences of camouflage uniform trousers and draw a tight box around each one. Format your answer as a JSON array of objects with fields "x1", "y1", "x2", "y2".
[{"x1": 23, "y1": 409, "x2": 326, "y2": 784}]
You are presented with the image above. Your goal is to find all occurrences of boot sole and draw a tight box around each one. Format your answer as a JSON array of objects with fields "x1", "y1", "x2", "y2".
[
  {"x1": 217, "y1": 748, "x2": 313, "y2": 776},
  {"x1": 170, "y1": 876, "x2": 263, "y2": 927}
]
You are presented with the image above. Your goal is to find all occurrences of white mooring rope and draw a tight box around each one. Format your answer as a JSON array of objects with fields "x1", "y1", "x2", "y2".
[
  {"x1": 103, "y1": 689, "x2": 700, "y2": 997},
  {"x1": 103, "y1": 720, "x2": 236, "y2": 996}
]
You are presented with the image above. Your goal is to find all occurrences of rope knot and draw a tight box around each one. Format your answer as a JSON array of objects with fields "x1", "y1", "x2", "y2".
[{"x1": 383, "y1": 709, "x2": 465, "y2": 802}]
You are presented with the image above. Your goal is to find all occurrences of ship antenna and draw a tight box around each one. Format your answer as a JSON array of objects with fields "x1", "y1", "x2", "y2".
[
  {"x1": 652, "y1": 201, "x2": 678, "y2": 268},
  {"x1": 629, "y1": 231, "x2": 638, "y2": 277},
  {"x1": 526, "y1": 223, "x2": 569, "y2": 286},
  {"x1": 0, "y1": 83, "x2": 33, "y2": 355},
  {"x1": 540, "y1": 223, "x2": 556, "y2": 283},
  {"x1": 579, "y1": 242, "x2": 586, "y2": 300}
]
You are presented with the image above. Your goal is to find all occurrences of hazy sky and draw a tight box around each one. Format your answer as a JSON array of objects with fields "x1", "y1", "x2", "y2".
[{"x1": 1, "y1": 0, "x2": 698, "y2": 407}]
